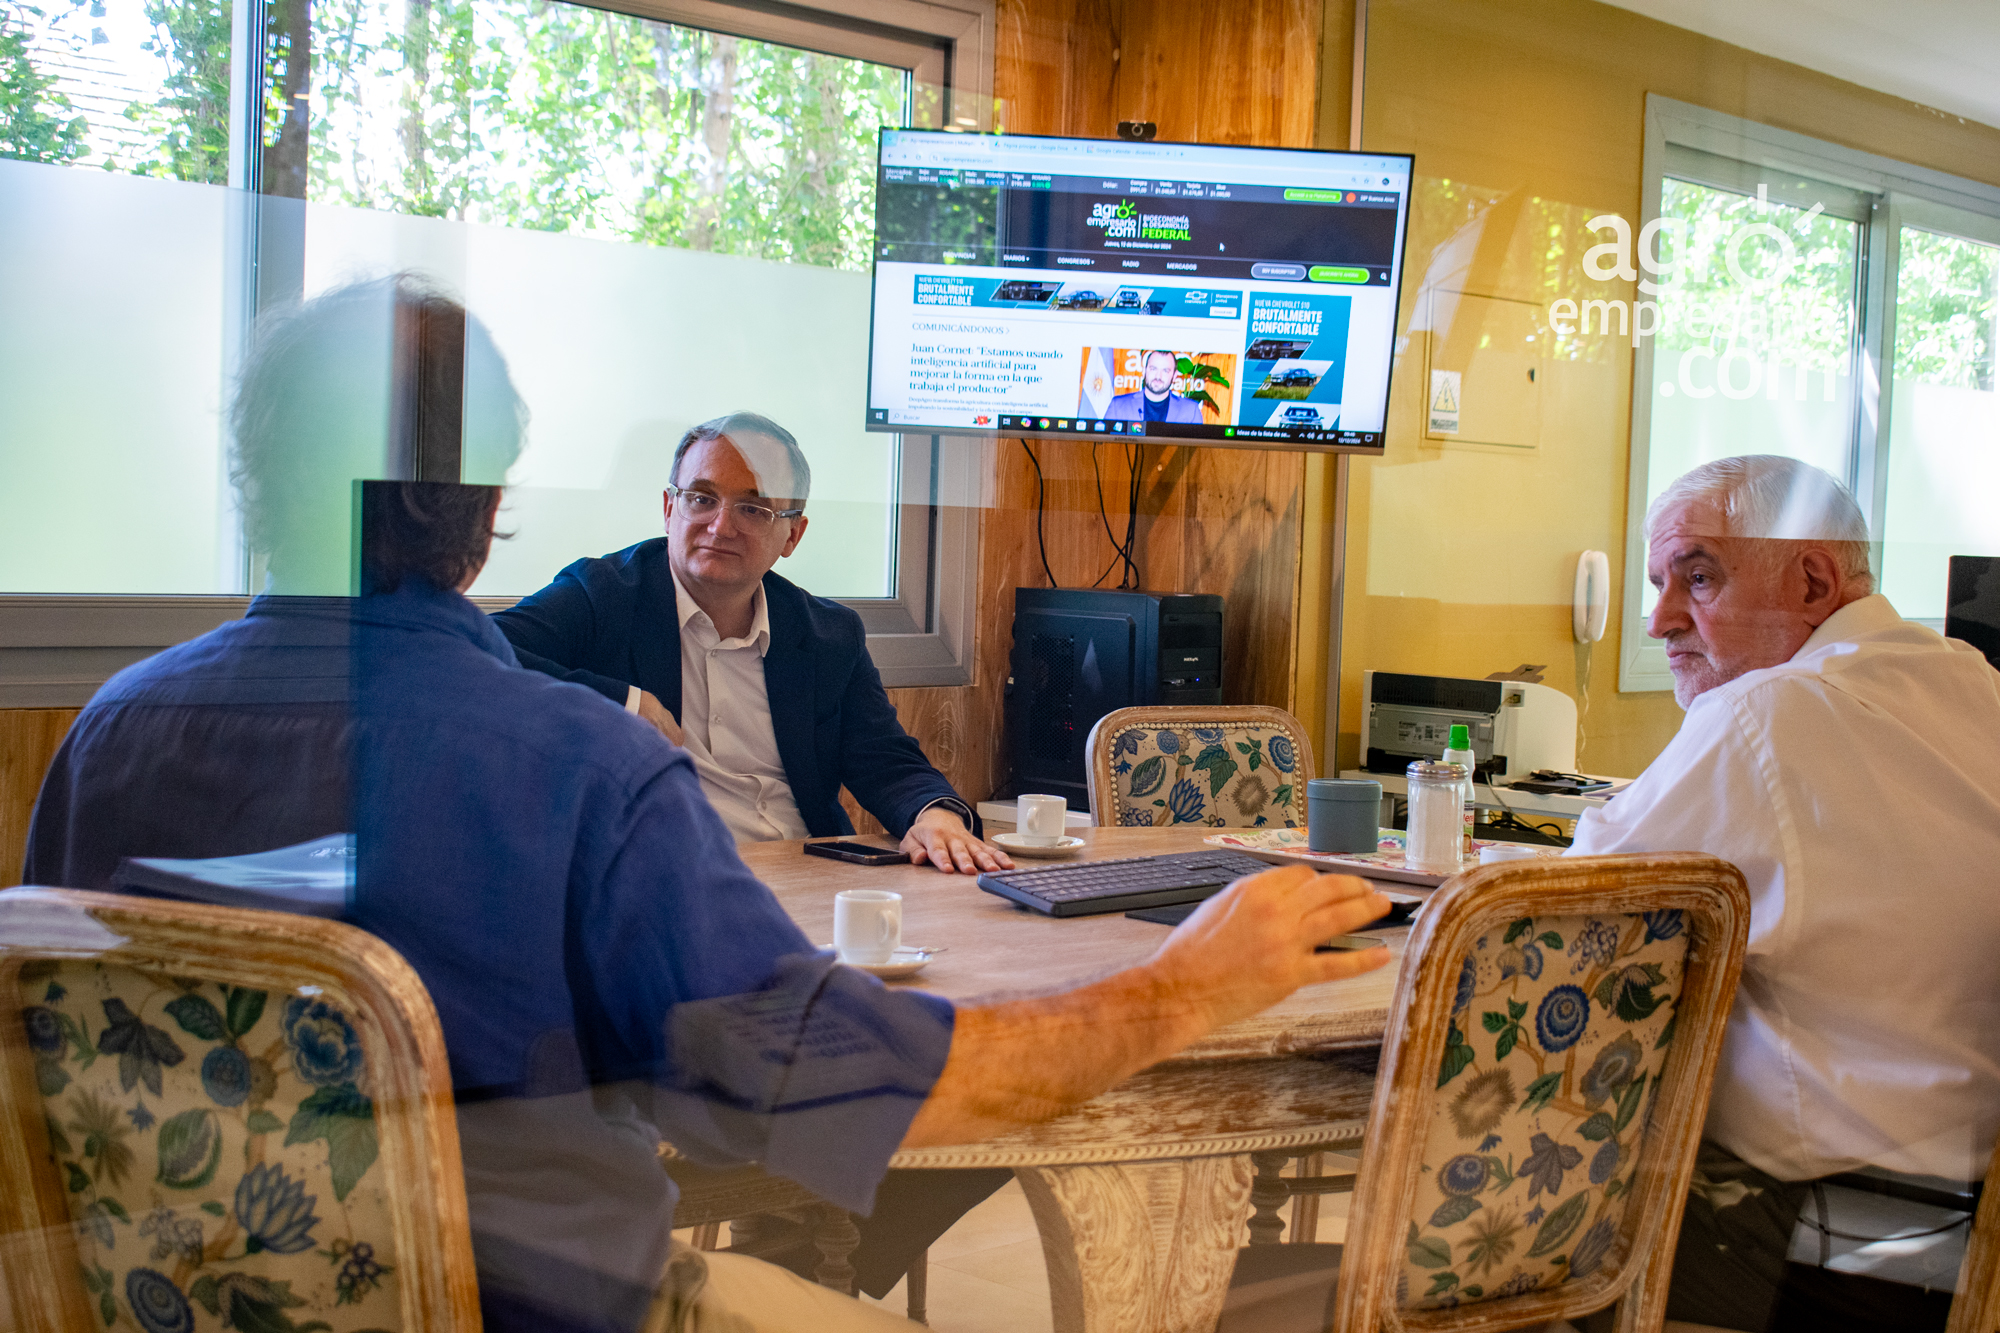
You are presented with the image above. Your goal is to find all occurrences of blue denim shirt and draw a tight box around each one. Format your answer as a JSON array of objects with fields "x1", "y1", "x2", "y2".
[{"x1": 24, "y1": 581, "x2": 953, "y2": 1333}]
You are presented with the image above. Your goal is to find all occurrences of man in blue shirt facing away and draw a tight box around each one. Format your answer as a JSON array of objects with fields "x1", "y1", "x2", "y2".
[{"x1": 22, "y1": 277, "x2": 1394, "y2": 1333}]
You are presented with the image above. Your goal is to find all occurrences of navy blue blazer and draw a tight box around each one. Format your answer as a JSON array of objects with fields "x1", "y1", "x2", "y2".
[{"x1": 492, "y1": 539, "x2": 970, "y2": 839}]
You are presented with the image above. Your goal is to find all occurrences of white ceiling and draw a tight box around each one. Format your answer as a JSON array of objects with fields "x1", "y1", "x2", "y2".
[{"x1": 1596, "y1": 0, "x2": 2000, "y2": 131}]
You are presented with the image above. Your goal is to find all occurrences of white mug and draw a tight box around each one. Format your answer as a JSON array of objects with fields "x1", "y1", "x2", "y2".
[
  {"x1": 834, "y1": 890, "x2": 902, "y2": 965},
  {"x1": 1479, "y1": 844, "x2": 1547, "y2": 866},
  {"x1": 1015, "y1": 793, "x2": 1068, "y2": 845}
]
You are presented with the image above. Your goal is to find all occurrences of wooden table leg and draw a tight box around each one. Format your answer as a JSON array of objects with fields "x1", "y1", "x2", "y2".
[
  {"x1": 1290, "y1": 1152, "x2": 1323, "y2": 1243},
  {"x1": 905, "y1": 1249, "x2": 928, "y2": 1325},
  {"x1": 730, "y1": 1215, "x2": 765, "y2": 1250},
  {"x1": 810, "y1": 1205, "x2": 860, "y2": 1294},
  {"x1": 1015, "y1": 1156, "x2": 1253, "y2": 1333},
  {"x1": 1247, "y1": 1151, "x2": 1289, "y2": 1245}
]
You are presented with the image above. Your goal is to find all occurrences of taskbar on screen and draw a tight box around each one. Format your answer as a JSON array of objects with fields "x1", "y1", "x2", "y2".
[
  {"x1": 997, "y1": 414, "x2": 1378, "y2": 446},
  {"x1": 866, "y1": 409, "x2": 1383, "y2": 447}
]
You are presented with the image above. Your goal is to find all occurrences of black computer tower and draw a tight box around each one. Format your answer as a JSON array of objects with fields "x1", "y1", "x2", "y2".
[{"x1": 1004, "y1": 588, "x2": 1225, "y2": 810}]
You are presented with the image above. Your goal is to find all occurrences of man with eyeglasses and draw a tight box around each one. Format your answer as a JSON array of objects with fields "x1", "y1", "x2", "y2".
[{"x1": 494, "y1": 412, "x2": 1007, "y2": 876}]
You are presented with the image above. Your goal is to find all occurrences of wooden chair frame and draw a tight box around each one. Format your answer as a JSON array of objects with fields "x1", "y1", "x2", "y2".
[
  {"x1": 1084, "y1": 704, "x2": 1318, "y2": 828},
  {"x1": 1948, "y1": 1131, "x2": 2000, "y2": 1333},
  {"x1": 0, "y1": 887, "x2": 481, "y2": 1333},
  {"x1": 1331, "y1": 853, "x2": 1751, "y2": 1333}
]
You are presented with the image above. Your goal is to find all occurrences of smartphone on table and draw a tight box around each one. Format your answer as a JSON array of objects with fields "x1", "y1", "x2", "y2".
[
  {"x1": 803, "y1": 840, "x2": 911, "y2": 866},
  {"x1": 1317, "y1": 935, "x2": 1385, "y2": 953}
]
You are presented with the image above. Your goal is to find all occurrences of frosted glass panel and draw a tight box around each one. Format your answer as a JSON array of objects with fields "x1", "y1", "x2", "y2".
[
  {"x1": 1880, "y1": 225, "x2": 2000, "y2": 619},
  {"x1": 4, "y1": 0, "x2": 908, "y2": 602},
  {"x1": 0, "y1": 160, "x2": 238, "y2": 593},
  {"x1": 1640, "y1": 176, "x2": 1862, "y2": 616},
  {"x1": 296, "y1": 201, "x2": 897, "y2": 598}
]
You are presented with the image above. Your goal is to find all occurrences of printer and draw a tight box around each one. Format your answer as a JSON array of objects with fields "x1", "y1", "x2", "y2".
[{"x1": 1362, "y1": 670, "x2": 1577, "y2": 781}]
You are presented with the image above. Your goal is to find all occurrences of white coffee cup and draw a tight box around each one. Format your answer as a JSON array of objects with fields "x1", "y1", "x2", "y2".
[
  {"x1": 1479, "y1": 844, "x2": 1546, "y2": 866},
  {"x1": 1015, "y1": 793, "x2": 1068, "y2": 846},
  {"x1": 834, "y1": 890, "x2": 902, "y2": 965}
]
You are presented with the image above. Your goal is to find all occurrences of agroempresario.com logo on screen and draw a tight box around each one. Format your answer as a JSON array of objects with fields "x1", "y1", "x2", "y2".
[{"x1": 1086, "y1": 199, "x2": 1193, "y2": 243}]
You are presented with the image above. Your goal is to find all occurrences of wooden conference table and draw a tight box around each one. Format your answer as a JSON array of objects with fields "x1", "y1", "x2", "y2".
[{"x1": 737, "y1": 826, "x2": 1413, "y2": 1333}]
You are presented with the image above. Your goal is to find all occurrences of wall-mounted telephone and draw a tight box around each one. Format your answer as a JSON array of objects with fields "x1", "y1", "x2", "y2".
[{"x1": 1573, "y1": 550, "x2": 1610, "y2": 643}]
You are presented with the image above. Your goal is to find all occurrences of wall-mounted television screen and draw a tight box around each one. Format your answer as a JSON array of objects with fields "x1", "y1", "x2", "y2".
[{"x1": 864, "y1": 129, "x2": 1414, "y2": 452}]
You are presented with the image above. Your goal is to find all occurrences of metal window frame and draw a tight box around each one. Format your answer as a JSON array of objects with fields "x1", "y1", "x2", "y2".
[
  {"x1": 613, "y1": 0, "x2": 995, "y2": 132},
  {"x1": 1619, "y1": 95, "x2": 2000, "y2": 693},
  {"x1": 0, "y1": 0, "x2": 993, "y2": 704}
]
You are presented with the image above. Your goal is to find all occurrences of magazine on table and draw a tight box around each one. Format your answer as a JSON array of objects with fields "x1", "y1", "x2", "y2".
[
  {"x1": 112, "y1": 834, "x2": 355, "y2": 917},
  {"x1": 1202, "y1": 827, "x2": 1558, "y2": 887}
]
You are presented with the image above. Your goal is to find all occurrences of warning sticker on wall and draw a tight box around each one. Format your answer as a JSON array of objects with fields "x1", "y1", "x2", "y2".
[{"x1": 1429, "y1": 370, "x2": 1460, "y2": 435}]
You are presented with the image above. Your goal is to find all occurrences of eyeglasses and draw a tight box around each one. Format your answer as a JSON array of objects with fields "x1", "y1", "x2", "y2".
[{"x1": 667, "y1": 486, "x2": 804, "y2": 530}]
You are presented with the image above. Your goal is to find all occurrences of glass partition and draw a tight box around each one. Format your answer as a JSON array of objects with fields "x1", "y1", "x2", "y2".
[
  {"x1": 1, "y1": 0, "x2": 242, "y2": 594},
  {"x1": 0, "y1": 163, "x2": 240, "y2": 594},
  {"x1": 1340, "y1": 10, "x2": 2000, "y2": 1325},
  {"x1": 10, "y1": 5, "x2": 2000, "y2": 1331},
  {"x1": 1346, "y1": 1, "x2": 2000, "y2": 781},
  {"x1": 1, "y1": 0, "x2": 919, "y2": 601},
  {"x1": 1880, "y1": 210, "x2": 2000, "y2": 619}
]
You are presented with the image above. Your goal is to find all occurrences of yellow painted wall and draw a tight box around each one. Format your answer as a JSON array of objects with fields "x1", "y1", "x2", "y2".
[{"x1": 1338, "y1": 0, "x2": 2000, "y2": 779}]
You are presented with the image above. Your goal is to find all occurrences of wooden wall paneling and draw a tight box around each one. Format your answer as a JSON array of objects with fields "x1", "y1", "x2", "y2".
[
  {"x1": 995, "y1": 0, "x2": 1117, "y2": 137},
  {"x1": 868, "y1": 0, "x2": 1325, "y2": 824},
  {"x1": 1112, "y1": 0, "x2": 1318, "y2": 146},
  {"x1": 1178, "y1": 448, "x2": 1306, "y2": 712},
  {"x1": 0, "y1": 709, "x2": 78, "y2": 887},
  {"x1": 1297, "y1": 0, "x2": 1357, "y2": 773}
]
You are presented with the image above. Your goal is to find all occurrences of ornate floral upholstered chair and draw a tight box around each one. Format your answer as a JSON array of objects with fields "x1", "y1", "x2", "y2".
[
  {"x1": 0, "y1": 887, "x2": 478, "y2": 1333},
  {"x1": 1219, "y1": 853, "x2": 1752, "y2": 1333},
  {"x1": 1085, "y1": 705, "x2": 1315, "y2": 830}
]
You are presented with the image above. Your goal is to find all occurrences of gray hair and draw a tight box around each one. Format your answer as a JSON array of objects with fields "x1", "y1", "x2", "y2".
[
  {"x1": 669, "y1": 412, "x2": 811, "y2": 503},
  {"x1": 230, "y1": 274, "x2": 525, "y2": 589},
  {"x1": 1646, "y1": 455, "x2": 1875, "y2": 591}
]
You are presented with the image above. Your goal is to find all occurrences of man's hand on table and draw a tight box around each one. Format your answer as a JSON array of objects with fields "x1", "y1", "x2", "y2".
[
  {"x1": 901, "y1": 805, "x2": 1014, "y2": 874},
  {"x1": 1150, "y1": 864, "x2": 1392, "y2": 1034},
  {"x1": 899, "y1": 863, "x2": 1391, "y2": 1148},
  {"x1": 633, "y1": 689, "x2": 685, "y2": 746}
]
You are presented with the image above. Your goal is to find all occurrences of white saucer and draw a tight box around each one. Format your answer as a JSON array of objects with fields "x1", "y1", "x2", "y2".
[
  {"x1": 829, "y1": 947, "x2": 936, "y2": 980},
  {"x1": 993, "y1": 832, "x2": 1086, "y2": 858}
]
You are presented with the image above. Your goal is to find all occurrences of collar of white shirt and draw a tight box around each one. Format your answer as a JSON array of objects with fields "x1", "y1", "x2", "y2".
[
  {"x1": 1793, "y1": 591, "x2": 1901, "y2": 659},
  {"x1": 671, "y1": 568, "x2": 771, "y2": 657}
]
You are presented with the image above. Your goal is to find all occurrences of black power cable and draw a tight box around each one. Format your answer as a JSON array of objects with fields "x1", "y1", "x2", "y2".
[
  {"x1": 1089, "y1": 444, "x2": 1130, "y2": 589},
  {"x1": 1021, "y1": 440, "x2": 1057, "y2": 588},
  {"x1": 1121, "y1": 441, "x2": 1142, "y2": 589}
]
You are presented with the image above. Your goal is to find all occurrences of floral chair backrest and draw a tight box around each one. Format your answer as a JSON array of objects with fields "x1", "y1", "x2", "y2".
[
  {"x1": 19, "y1": 958, "x2": 403, "y2": 1333},
  {"x1": 1103, "y1": 719, "x2": 1307, "y2": 828},
  {"x1": 1399, "y1": 909, "x2": 1692, "y2": 1311}
]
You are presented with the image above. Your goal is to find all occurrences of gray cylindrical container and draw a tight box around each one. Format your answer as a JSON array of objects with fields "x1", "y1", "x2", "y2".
[{"x1": 1306, "y1": 778, "x2": 1383, "y2": 854}]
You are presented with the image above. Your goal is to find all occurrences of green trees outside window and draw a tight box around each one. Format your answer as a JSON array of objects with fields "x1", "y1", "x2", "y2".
[{"x1": 3, "y1": 0, "x2": 907, "y2": 273}]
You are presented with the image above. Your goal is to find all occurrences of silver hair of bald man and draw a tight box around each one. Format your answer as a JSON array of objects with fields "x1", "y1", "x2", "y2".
[
  {"x1": 669, "y1": 412, "x2": 812, "y2": 503},
  {"x1": 1646, "y1": 454, "x2": 1875, "y2": 593}
]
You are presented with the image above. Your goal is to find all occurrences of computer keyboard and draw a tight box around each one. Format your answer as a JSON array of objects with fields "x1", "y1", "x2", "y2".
[{"x1": 976, "y1": 849, "x2": 1275, "y2": 917}]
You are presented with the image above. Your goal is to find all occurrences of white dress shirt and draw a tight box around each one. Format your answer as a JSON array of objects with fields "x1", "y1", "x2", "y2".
[
  {"x1": 1570, "y1": 594, "x2": 2000, "y2": 1183},
  {"x1": 628, "y1": 573, "x2": 809, "y2": 843}
]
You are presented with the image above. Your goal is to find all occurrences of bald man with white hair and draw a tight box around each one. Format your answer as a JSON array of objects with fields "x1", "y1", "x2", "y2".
[{"x1": 1570, "y1": 455, "x2": 2000, "y2": 1332}]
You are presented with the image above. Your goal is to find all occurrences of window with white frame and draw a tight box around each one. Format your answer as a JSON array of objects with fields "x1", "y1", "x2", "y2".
[
  {"x1": 0, "y1": 0, "x2": 991, "y2": 702},
  {"x1": 1619, "y1": 96, "x2": 2000, "y2": 692}
]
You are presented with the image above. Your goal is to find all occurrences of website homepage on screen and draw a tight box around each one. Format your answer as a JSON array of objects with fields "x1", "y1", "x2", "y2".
[{"x1": 865, "y1": 130, "x2": 1412, "y2": 447}]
